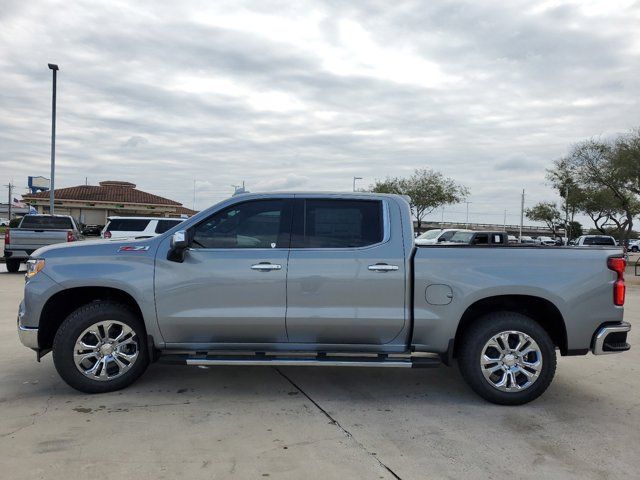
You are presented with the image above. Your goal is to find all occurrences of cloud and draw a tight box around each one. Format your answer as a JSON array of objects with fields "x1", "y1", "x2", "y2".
[
  {"x1": 121, "y1": 135, "x2": 149, "y2": 149},
  {"x1": 0, "y1": 0, "x2": 639, "y2": 224}
]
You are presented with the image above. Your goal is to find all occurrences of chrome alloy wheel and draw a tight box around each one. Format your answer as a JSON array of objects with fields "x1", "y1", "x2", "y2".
[
  {"x1": 73, "y1": 321, "x2": 139, "y2": 381},
  {"x1": 480, "y1": 330, "x2": 543, "y2": 392}
]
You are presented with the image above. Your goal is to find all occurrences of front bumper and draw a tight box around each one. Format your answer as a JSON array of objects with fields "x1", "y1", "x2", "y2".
[
  {"x1": 18, "y1": 318, "x2": 39, "y2": 349},
  {"x1": 592, "y1": 322, "x2": 631, "y2": 355}
]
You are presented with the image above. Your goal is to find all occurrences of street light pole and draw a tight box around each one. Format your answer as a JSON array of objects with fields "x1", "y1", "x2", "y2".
[
  {"x1": 519, "y1": 189, "x2": 525, "y2": 242},
  {"x1": 465, "y1": 201, "x2": 472, "y2": 228},
  {"x1": 48, "y1": 63, "x2": 59, "y2": 215},
  {"x1": 352, "y1": 176, "x2": 362, "y2": 192}
]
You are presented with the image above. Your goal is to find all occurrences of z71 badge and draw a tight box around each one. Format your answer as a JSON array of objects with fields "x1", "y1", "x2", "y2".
[{"x1": 118, "y1": 245, "x2": 150, "y2": 252}]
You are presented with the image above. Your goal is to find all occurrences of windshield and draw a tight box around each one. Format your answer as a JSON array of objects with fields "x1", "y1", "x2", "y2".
[
  {"x1": 418, "y1": 229, "x2": 442, "y2": 240},
  {"x1": 449, "y1": 232, "x2": 474, "y2": 243}
]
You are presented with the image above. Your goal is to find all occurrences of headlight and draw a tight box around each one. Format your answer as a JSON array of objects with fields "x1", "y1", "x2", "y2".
[{"x1": 25, "y1": 259, "x2": 45, "y2": 279}]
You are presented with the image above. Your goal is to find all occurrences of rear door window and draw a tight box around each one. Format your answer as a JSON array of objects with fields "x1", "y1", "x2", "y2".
[
  {"x1": 20, "y1": 216, "x2": 73, "y2": 229},
  {"x1": 106, "y1": 219, "x2": 151, "y2": 232},
  {"x1": 292, "y1": 199, "x2": 383, "y2": 248}
]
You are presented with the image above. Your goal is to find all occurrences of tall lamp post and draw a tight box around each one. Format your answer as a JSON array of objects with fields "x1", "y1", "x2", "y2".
[{"x1": 48, "y1": 63, "x2": 59, "y2": 215}]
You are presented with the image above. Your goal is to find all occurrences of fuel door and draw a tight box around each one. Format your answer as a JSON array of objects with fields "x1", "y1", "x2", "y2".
[{"x1": 425, "y1": 284, "x2": 453, "y2": 305}]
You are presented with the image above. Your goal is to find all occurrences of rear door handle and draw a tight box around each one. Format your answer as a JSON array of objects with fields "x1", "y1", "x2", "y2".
[
  {"x1": 251, "y1": 263, "x2": 283, "y2": 271},
  {"x1": 368, "y1": 263, "x2": 399, "y2": 272}
]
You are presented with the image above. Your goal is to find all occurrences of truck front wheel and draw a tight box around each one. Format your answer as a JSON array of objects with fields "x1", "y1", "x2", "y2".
[
  {"x1": 458, "y1": 312, "x2": 557, "y2": 405},
  {"x1": 52, "y1": 301, "x2": 149, "y2": 393},
  {"x1": 5, "y1": 259, "x2": 20, "y2": 273}
]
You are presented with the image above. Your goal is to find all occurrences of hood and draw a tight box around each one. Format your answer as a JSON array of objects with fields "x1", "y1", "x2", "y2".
[{"x1": 32, "y1": 236, "x2": 159, "y2": 259}]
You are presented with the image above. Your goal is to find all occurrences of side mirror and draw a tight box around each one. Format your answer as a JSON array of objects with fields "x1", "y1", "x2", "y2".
[
  {"x1": 168, "y1": 230, "x2": 189, "y2": 262},
  {"x1": 437, "y1": 237, "x2": 446, "y2": 242}
]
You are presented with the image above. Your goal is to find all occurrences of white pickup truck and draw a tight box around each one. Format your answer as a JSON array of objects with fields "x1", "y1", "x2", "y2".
[{"x1": 4, "y1": 215, "x2": 81, "y2": 272}]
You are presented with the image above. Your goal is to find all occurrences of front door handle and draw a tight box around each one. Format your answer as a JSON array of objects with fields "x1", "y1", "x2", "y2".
[
  {"x1": 251, "y1": 263, "x2": 283, "y2": 271},
  {"x1": 368, "y1": 263, "x2": 399, "y2": 272}
]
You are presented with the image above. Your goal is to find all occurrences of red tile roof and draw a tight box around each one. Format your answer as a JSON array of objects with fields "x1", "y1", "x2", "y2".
[{"x1": 23, "y1": 183, "x2": 181, "y2": 206}]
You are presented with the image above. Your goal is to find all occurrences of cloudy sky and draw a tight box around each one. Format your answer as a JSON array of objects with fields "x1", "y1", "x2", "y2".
[{"x1": 1, "y1": 0, "x2": 639, "y2": 225}]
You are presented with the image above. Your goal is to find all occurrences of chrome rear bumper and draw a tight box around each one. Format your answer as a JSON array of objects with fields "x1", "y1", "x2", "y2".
[{"x1": 592, "y1": 322, "x2": 631, "y2": 355}]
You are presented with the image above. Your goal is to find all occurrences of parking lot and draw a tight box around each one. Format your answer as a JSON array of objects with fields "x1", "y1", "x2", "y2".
[{"x1": 0, "y1": 263, "x2": 638, "y2": 480}]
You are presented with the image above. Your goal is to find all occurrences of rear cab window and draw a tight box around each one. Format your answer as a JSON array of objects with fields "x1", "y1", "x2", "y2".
[
  {"x1": 584, "y1": 236, "x2": 616, "y2": 246},
  {"x1": 19, "y1": 216, "x2": 73, "y2": 229},
  {"x1": 292, "y1": 199, "x2": 383, "y2": 248}
]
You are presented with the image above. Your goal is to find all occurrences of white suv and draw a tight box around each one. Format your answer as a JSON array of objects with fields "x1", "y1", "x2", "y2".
[{"x1": 102, "y1": 217, "x2": 184, "y2": 240}]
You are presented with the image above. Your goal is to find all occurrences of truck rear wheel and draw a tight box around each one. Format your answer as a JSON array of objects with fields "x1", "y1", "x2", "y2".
[
  {"x1": 52, "y1": 301, "x2": 149, "y2": 393},
  {"x1": 458, "y1": 312, "x2": 556, "y2": 405},
  {"x1": 6, "y1": 259, "x2": 20, "y2": 273}
]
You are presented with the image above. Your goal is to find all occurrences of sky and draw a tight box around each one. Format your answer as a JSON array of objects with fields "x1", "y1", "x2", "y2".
[{"x1": 1, "y1": 0, "x2": 639, "y2": 226}]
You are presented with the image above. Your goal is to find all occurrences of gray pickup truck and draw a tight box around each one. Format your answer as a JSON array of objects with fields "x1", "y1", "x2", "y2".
[
  {"x1": 4, "y1": 215, "x2": 81, "y2": 272},
  {"x1": 17, "y1": 193, "x2": 630, "y2": 404}
]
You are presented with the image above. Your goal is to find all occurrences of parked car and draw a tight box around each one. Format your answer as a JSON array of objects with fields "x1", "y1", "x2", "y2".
[
  {"x1": 446, "y1": 230, "x2": 508, "y2": 245},
  {"x1": 573, "y1": 235, "x2": 617, "y2": 247},
  {"x1": 0, "y1": 217, "x2": 9, "y2": 227},
  {"x1": 4, "y1": 215, "x2": 81, "y2": 273},
  {"x1": 536, "y1": 236, "x2": 557, "y2": 246},
  {"x1": 507, "y1": 235, "x2": 518, "y2": 244},
  {"x1": 628, "y1": 239, "x2": 640, "y2": 253},
  {"x1": 519, "y1": 236, "x2": 536, "y2": 244},
  {"x1": 18, "y1": 193, "x2": 630, "y2": 405},
  {"x1": 81, "y1": 224, "x2": 103, "y2": 236},
  {"x1": 415, "y1": 228, "x2": 471, "y2": 245},
  {"x1": 101, "y1": 217, "x2": 184, "y2": 240}
]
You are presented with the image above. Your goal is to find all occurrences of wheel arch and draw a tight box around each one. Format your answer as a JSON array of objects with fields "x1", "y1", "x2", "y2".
[
  {"x1": 38, "y1": 286, "x2": 145, "y2": 352},
  {"x1": 453, "y1": 294, "x2": 568, "y2": 357}
]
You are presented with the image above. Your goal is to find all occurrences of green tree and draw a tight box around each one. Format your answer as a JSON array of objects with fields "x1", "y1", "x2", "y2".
[
  {"x1": 525, "y1": 202, "x2": 562, "y2": 236},
  {"x1": 370, "y1": 168, "x2": 469, "y2": 231},
  {"x1": 567, "y1": 221, "x2": 583, "y2": 239},
  {"x1": 559, "y1": 138, "x2": 640, "y2": 243}
]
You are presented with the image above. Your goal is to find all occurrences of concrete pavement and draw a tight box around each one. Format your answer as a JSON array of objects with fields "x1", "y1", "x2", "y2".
[{"x1": 0, "y1": 263, "x2": 638, "y2": 479}]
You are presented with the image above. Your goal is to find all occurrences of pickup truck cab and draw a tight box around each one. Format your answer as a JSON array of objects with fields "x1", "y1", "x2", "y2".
[
  {"x1": 17, "y1": 193, "x2": 630, "y2": 405},
  {"x1": 573, "y1": 235, "x2": 617, "y2": 247},
  {"x1": 4, "y1": 214, "x2": 81, "y2": 272}
]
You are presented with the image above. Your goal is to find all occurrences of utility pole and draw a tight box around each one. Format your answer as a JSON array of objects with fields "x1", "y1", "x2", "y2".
[
  {"x1": 464, "y1": 201, "x2": 472, "y2": 228},
  {"x1": 564, "y1": 184, "x2": 570, "y2": 242},
  {"x1": 503, "y1": 209, "x2": 507, "y2": 231},
  {"x1": 193, "y1": 179, "x2": 196, "y2": 210},
  {"x1": 440, "y1": 206, "x2": 445, "y2": 229},
  {"x1": 519, "y1": 189, "x2": 525, "y2": 242},
  {"x1": 48, "y1": 63, "x2": 59, "y2": 215},
  {"x1": 352, "y1": 176, "x2": 362, "y2": 192},
  {"x1": 6, "y1": 182, "x2": 13, "y2": 220}
]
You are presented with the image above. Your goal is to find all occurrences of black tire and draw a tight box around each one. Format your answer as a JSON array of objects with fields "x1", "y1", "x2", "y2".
[
  {"x1": 53, "y1": 301, "x2": 149, "y2": 393},
  {"x1": 6, "y1": 259, "x2": 20, "y2": 273},
  {"x1": 458, "y1": 311, "x2": 557, "y2": 405}
]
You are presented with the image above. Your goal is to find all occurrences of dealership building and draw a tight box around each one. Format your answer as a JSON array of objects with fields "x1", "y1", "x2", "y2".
[{"x1": 21, "y1": 180, "x2": 197, "y2": 225}]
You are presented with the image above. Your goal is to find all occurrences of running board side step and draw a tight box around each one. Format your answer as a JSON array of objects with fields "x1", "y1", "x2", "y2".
[{"x1": 163, "y1": 354, "x2": 441, "y2": 368}]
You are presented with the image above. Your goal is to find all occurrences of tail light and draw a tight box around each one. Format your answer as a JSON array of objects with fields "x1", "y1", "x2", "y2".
[
  {"x1": 66, "y1": 230, "x2": 76, "y2": 242},
  {"x1": 104, "y1": 231, "x2": 111, "y2": 239},
  {"x1": 4, "y1": 229, "x2": 9, "y2": 245},
  {"x1": 607, "y1": 257, "x2": 626, "y2": 306}
]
